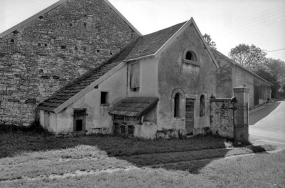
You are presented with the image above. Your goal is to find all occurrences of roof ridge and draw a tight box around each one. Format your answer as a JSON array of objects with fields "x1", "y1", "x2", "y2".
[{"x1": 142, "y1": 21, "x2": 187, "y2": 38}]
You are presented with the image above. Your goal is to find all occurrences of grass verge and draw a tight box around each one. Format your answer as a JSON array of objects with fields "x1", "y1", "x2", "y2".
[{"x1": 0, "y1": 131, "x2": 230, "y2": 158}]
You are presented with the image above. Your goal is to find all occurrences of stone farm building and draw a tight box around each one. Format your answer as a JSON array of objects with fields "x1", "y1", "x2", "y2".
[
  {"x1": 0, "y1": 0, "x2": 140, "y2": 125},
  {"x1": 212, "y1": 49, "x2": 272, "y2": 109},
  {"x1": 0, "y1": 0, "x2": 271, "y2": 138}
]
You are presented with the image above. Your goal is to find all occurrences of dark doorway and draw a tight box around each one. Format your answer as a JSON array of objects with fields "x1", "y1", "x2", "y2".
[
  {"x1": 185, "y1": 98, "x2": 195, "y2": 135},
  {"x1": 75, "y1": 120, "x2": 83, "y2": 131},
  {"x1": 73, "y1": 109, "x2": 86, "y2": 133}
]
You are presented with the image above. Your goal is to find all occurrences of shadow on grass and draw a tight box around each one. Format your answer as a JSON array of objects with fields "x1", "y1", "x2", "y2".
[{"x1": 0, "y1": 126, "x2": 273, "y2": 174}]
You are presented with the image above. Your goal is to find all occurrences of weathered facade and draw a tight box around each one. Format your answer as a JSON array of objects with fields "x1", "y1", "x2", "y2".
[
  {"x1": 0, "y1": 0, "x2": 140, "y2": 125},
  {"x1": 37, "y1": 19, "x2": 219, "y2": 138},
  {"x1": 213, "y1": 49, "x2": 272, "y2": 109}
]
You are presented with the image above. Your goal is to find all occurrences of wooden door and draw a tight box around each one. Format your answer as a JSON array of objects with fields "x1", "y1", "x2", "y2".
[{"x1": 185, "y1": 98, "x2": 195, "y2": 135}]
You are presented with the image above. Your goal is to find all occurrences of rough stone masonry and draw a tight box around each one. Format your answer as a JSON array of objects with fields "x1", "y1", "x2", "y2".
[{"x1": 0, "y1": 0, "x2": 139, "y2": 125}]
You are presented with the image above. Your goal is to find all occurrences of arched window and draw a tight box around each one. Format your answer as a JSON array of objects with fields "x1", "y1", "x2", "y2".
[
  {"x1": 185, "y1": 51, "x2": 197, "y2": 61},
  {"x1": 200, "y1": 95, "x2": 205, "y2": 117},
  {"x1": 174, "y1": 93, "x2": 181, "y2": 117}
]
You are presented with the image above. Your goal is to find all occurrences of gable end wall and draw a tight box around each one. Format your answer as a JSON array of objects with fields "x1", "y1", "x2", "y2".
[
  {"x1": 0, "y1": 0, "x2": 139, "y2": 125},
  {"x1": 157, "y1": 24, "x2": 217, "y2": 133}
]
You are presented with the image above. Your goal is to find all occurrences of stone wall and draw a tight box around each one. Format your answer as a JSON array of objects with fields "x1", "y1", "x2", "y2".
[
  {"x1": 0, "y1": 0, "x2": 139, "y2": 125},
  {"x1": 210, "y1": 98, "x2": 234, "y2": 138}
]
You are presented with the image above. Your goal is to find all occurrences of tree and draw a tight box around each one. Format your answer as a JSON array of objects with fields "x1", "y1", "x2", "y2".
[
  {"x1": 263, "y1": 58, "x2": 285, "y2": 97},
  {"x1": 203, "y1": 33, "x2": 217, "y2": 49},
  {"x1": 228, "y1": 44, "x2": 267, "y2": 71},
  {"x1": 255, "y1": 68, "x2": 279, "y2": 98}
]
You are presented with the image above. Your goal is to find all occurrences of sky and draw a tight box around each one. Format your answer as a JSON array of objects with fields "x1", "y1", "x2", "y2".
[{"x1": 0, "y1": 0, "x2": 285, "y2": 61}]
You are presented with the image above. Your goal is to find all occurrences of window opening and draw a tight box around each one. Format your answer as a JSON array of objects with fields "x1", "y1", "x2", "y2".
[
  {"x1": 200, "y1": 95, "x2": 205, "y2": 117},
  {"x1": 174, "y1": 93, "x2": 181, "y2": 117},
  {"x1": 186, "y1": 51, "x2": 197, "y2": 61},
  {"x1": 101, "y1": 92, "x2": 109, "y2": 105},
  {"x1": 130, "y1": 63, "x2": 140, "y2": 91}
]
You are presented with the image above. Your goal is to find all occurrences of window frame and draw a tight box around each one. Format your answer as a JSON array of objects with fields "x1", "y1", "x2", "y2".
[
  {"x1": 182, "y1": 49, "x2": 200, "y2": 66},
  {"x1": 171, "y1": 89, "x2": 186, "y2": 119},
  {"x1": 73, "y1": 108, "x2": 87, "y2": 132}
]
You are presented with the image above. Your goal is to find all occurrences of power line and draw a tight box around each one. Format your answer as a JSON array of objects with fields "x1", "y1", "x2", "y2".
[
  {"x1": 212, "y1": 6, "x2": 285, "y2": 33},
  {"x1": 213, "y1": 11, "x2": 285, "y2": 34},
  {"x1": 216, "y1": 16, "x2": 285, "y2": 36},
  {"x1": 266, "y1": 48, "x2": 285, "y2": 52}
]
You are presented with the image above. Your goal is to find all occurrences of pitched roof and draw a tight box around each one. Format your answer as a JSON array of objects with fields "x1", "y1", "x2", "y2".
[
  {"x1": 37, "y1": 39, "x2": 138, "y2": 112},
  {"x1": 37, "y1": 22, "x2": 186, "y2": 113},
  {"x1": 0, "y1": 0, "x2": 141, "y2": 38},
  {"x1": 210, "y1": 48, "x2": 273, "y2": 86},
  {"x1": 38, "y1": 18, "x2": 218, "y2": 113},
  {"x1": 109, "y1": 97, "x2": 159, "y2": 117},
  {"x1": 125, "y1": 22, "x2": 186, "y2": 60}
]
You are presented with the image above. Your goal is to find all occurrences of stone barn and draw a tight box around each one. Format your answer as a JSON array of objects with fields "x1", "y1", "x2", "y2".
[
  {"x1": 37, "y1": 18, "x2": 219, "y2": 138},
  {"x1": 0, "y1": 0, "x2": 140, "y2": 126},
  {"x1": 212, "y1": 49, "x2": 272, "y2": 109}
]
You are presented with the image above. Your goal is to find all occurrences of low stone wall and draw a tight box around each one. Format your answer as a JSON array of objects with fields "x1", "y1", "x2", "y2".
[
  {"x1": 87, "y1": 127, "x2": 111, "y2": 135},
  {"x1": 155, "y1": 128, "x2": 187, "y2": 139},
  {"x1": 210, "y1": 98, "x2": 234, "y2": 138}
]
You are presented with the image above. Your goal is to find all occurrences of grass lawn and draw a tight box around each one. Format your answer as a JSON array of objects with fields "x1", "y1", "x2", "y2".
[
  {"x1": 1, "y1": 149, "x2": 284, "y2": 188},
  {"x1": 0, "y1": 130, "x2": 281, "y2": 188},
  {"x1": 0, "y1": 131, "x2": 230, "y2": 158}
]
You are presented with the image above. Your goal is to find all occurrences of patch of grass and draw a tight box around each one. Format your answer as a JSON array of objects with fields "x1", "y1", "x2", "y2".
[
  {"x1": 1, "y1": 168, "x2": 216, "y2": 188},
  {"x1": 199, "y1": 150, "x2": 285, "y2": 188},
  {"x1": 0, "y1": 132, "x2": 230, "y2": 158},
  {"x1": 0, "y1": 145, "x2": 132, "y2": 181},
  {"x1": 2, "y1": 150, "x2": 284, "y2": 188},
  {"x1": 120, "y1": 145, "x2": 276, "y2": 167}
]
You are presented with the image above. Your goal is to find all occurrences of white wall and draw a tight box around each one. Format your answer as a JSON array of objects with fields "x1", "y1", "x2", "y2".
[
  {"x1": 55, "y1": 65, "x2": 128, "y2": 134},
  {"x1": 128, "y1": 57, "x2": 158, "y2": 97}
]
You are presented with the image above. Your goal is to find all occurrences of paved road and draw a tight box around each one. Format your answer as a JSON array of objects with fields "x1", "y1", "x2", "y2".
[{"x1": 249, "y1": 101, "x2": 285, "y2": 147}]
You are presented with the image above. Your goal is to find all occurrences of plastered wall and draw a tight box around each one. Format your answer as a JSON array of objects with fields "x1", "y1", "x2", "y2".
[{"x1": 157, "y1": 24, "x2": 217, "y2": 133}]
